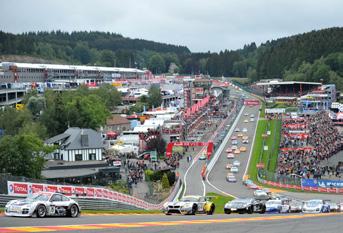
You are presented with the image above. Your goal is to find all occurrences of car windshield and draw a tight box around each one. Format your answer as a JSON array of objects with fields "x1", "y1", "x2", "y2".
[
  {"x1": 267, "y1": 201, "x2": 280, "y2": 205},
  {"x1": 231, "y1": 200, "x2": 249, "y2": 205},
  {"x1": 180, "y1": 197, "x2": 199, "y2": 202},
  {"x1": 26, "y1": 193, "x2": 50, "y2": 202},
  {"x1": 305, "y1": 201, "x2": 321, "y2": 207}
]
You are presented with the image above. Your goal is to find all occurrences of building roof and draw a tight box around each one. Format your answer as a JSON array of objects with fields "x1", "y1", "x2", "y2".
[
  {"x1": 42, "y1": 168, "x2": 99, "y2": 179},
  {"x1": 0, "y1": 62, "x2": 145, "y2": 74},
  {"x1": 106, "y1": 115, "x2": 130, "y2": 126},
  {"x1": 256, "y1": 80, "x2": 321, "y2": 86},
  {"x1": 45, "y1": 127, "x2": 104, "y2": 150}
]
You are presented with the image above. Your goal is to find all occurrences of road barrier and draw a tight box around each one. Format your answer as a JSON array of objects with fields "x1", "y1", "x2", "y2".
[{"x1": 257, "y1": 170, "x2": 343, "y2": 194}]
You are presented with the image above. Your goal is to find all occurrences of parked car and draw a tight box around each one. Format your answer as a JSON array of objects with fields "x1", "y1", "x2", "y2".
[
  {"x1": 244, "y1": 119, "x2": 249, "y2": 123},
  {"x1": 235, "y1": 128, "x2": 240, "y2": 132},
  {"x1": 242, "y1": 128, "x2": 248, "y2": 133},
  {"x1": 224, "y1": 198, "x2": 266, "y2": 214},
  {"x1": 5, "y1": 192, "x2": 81, "y2": 218},
  {"x1": 250, "y1": 118, "x2": 255, "y2": 122},
  {"x1": 302, "y1": 200, "x2": 330, "y2": 213},
  {"x1": 163, "y1": 195, "x2": 215, "y2": 215}
]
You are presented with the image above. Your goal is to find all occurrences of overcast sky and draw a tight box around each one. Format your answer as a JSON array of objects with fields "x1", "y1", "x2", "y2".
[{"x1": 1, "y1": 0, "x2": 342, "y2": 52}]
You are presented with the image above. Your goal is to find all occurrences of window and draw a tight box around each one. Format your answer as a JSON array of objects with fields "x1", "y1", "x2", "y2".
[
  {"x1": 50, "y1": 194, "x2": 62, "y2": 202},
  {"x1": 61, "y1": 196, "x2": 69, "y2": 201},
  {"x1": 89, "y1": 153, "x2": 96, "y2": 160},
  {"x1": 75, "y1": 154, "x2": 82, "y2": 161}
]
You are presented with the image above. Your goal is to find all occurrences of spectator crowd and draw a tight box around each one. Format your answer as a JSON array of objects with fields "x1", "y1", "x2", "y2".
[{"x1": 277, "y1": 111, "x2": 342, "y2": 179}]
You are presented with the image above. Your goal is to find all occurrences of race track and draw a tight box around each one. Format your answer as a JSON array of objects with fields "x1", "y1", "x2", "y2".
[{"x1": 0, "y1": 213, "x2": 342, "y2": 233}]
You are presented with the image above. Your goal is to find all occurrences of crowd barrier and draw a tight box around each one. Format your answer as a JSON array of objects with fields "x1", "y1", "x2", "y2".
[
  {"x1": 7, "y1": 179, "x2": 182, "y2": 210},
  {"x1": 257, "y1": 172, "x2": 343, "y2": 194}
]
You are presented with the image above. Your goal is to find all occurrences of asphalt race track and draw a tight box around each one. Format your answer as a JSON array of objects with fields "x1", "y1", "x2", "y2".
[
  {"x1": 207, "y1": 103, "x2": 259, "y2": 197},
  {"x1": 0, "y1": 213, "x2": 342, "y2": 233}
]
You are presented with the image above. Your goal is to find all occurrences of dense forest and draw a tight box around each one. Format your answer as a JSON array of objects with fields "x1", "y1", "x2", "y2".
[{"x1": 1, "y1": 28, "x2": 343, "y2": 89}]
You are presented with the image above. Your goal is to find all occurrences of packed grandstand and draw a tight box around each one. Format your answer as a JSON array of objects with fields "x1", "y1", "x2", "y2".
[{"x1": 277, "y1": 111, "x2": 343, "y2": 179}]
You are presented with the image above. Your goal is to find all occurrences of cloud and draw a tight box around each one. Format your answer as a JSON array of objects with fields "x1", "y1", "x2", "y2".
[{"x1": 0, "y1": 0, "x2": 342, "y2": 52}]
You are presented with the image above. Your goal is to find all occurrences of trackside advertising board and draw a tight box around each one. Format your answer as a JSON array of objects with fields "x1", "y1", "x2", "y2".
[
  {"x1": 7, "y1": 181, "x2": 160, "y2": 210},
  {"x1": 301, "y1": 179, "x2": 343, "y2": 189}
]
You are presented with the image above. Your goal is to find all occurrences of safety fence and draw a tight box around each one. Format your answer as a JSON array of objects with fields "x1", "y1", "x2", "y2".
[
  {"x1": 257, "y1": 169, "x2": 343, "y2": 194},
  {"x1": 0, "y1": 174, "x2": 182, "y2": 210}
]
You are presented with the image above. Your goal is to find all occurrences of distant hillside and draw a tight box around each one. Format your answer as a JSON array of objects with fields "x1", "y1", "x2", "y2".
[
  {"x1": 1, "y1": 28, "x2": 343, "y2": 90},
  {"x1": 256, "y1": 27, "x2": 343, "y2": 80},
  {"x1": 0, "y1": 55, "x2": 65, "y2": 64},
  {"x1": 0, "y1": 31, "x2": 190, "y2": 72}
]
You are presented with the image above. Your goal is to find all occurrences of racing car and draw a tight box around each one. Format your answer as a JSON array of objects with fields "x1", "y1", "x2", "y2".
[
  {"x1": 5, "y1": 192, "x2": 81, "y2": 218},
  {"x1": 302, "y1": 199, "x2": 330, "y2": 213},
  {"x1": 224, "y1": 198, "x2": 266, "y2": 214},
  {"x1": 265, "y1": 199, "x2": 290, "y2": 213},
  {"x1": 163, "y1": 195, "x2": 215, "y2": 215}
]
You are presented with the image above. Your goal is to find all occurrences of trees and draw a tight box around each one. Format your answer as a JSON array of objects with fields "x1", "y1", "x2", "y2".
[
  {"x1": 0, "y1": 107, "x2": 33, "y2": 136},
  {"x1": 92, "y1": 84, "x2": 122, "y2": 110},
  {"x1": 148, "y1": 54, "x2": 166, "y2": 74},
  {"x1": 148, "y1": 85, "x2": 162, "y2": 108},
  {"x1": 146, "y1": 136, "x2": 166, "y2": 156},
  {"x1": 0, "y1": 133, "x2": 54, "y2": 178},
  {"x1": 40, "y1": 88, "x2": 110, "y2": 136},
  {"x1": 27, "y1": 96, "x2": 46, "y2": 117},
  {"x1": 161, "y1": 173, "x2": 170, "y2": 189},
  {"x1": 100, "y1": 50, "x2": 116, "y2": 66}
]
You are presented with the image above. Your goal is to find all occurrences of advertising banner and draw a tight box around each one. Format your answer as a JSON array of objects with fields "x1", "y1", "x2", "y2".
[
  {"x1": 7, "y1": 181, "x2": 154, "y2": 210},
  {"x1": 301, "y1": 178, "x2": 343, "y2": 189}
]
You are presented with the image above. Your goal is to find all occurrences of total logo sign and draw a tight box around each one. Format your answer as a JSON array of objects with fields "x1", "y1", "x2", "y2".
[{"x1": 8, "y1": 182, "x2": 29, "y2": 195}]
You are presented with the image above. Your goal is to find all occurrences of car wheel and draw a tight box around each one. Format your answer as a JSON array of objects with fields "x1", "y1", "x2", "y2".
[
  {"x1": 68, "y1": 204, "x2": 79, "y2": 218},
  {"x1": 247, "y1": 206, "x2": 253, "y2": 214},
  {"x1": 190, "y1": 204, "x2": 197, "y2": 215},
  {"x1": 224, "y1": 209, "x2": 231, "y2": 214},
  {"x1": 36, "y1": 205, "x2": 47, "y2": 218},
  {"x1": 260, "y1": 205, "x2": 266, "y2": 214},
  {"x1": 207, "y1": 204, "x2": 215, "y2": 215}
]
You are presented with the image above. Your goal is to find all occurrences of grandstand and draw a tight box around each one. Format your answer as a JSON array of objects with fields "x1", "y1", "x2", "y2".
[
  {"x1": 0, "y1": 62, "x2": 145, "y2": 84},
  {"x1": 256, "y1": 80, "x2": 321, "y2": 100}
]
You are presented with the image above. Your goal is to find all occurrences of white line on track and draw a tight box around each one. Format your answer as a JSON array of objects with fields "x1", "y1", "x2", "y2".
[
  {"x1": 183, "y1": 113, "x2": 229, "y2": 197},
  {"x1": 205, "y1": 105, "x2": 246, "y2": 198},
  {"x1": 243, "y1": 106, "x2": 260, "y2": 179}
]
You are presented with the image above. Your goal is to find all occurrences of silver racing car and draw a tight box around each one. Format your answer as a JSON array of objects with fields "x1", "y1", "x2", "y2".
[{"x1": 5, "y1": 192, "x2": 81, "y2": 218}]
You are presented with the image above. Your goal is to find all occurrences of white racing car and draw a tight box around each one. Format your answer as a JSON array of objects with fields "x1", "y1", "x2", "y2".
[
  {"x1": 302, "y1": 199, "x2": 330, "y2": 213},
  {"x1": 5, "y1": 192, "x2": 81, "y2": 218},
  {"x1": 163, "y1": 195, "x2": 215, "y2": 215}
]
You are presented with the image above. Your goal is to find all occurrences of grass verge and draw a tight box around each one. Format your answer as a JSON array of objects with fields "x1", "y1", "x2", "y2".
[
  {"x1": 206, "y1": 192, "x2": 234, "y2": 214},
  {"x1": 247, "y1": 119, "x2": 267, "y2": 183}
]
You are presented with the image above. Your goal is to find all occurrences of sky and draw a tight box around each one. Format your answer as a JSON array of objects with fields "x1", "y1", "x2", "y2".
[{"x1": 0, "y1": 0, "x2": 343, "y2": 52}]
